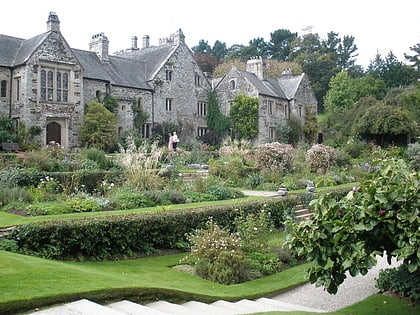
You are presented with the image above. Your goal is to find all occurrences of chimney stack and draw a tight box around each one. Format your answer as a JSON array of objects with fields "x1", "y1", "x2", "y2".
[
  {"x1": 47, "y1": 12, "x2": 60, "y2": 32},
  {"x1": 89, "y1": 32, "x2": 109, "y2": 61},
  {"x1": 142, "y1": 35, "x2": 150, "y2": 48},
  {"x1": 246, "y1": 56, "x2": 266, "y2": 80}
]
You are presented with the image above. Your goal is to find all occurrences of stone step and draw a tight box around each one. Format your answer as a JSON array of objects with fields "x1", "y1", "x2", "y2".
[
  {"x1": 0, "y1": 225, "x2": 16, "y2": 240},
  {"x1": 24, "y1": 296, "x2": 327, "y2": 315},
  {"x1": 181, "y1": 300, "x2": 235, "y2": 314},
  {"x1": 27, "y1": 299, "x2": 127, "y2": 315},
  {"x1": 145, "y1": 300, "x2": 207, "y2": 315},
  {"x1": 108, "y1": 300, "x2": 169, "y2": 314}
]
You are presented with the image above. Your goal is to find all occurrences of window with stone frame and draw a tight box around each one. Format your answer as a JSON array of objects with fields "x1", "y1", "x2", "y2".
[
  {"x1": 269, "y1": 127, "x2": 275, "y2": 140},
  {"x1": 166, "y1": 98, "x2": 173, "y2": 111},
  {"x1": 40, "y1": 67, "x2": 69, "y2": 103},
  {"x1": 197, "y1": 102, "x2": 207, "y2": 116},
  {"x1": 195, "y1": 75, "x2": 201, "y2": 87},
  {"x1": 1, "y1": 80, "x2": 7, "y2": 97},
  {"x1": 229, "y1": 79, "x2": 236, "y2": 90},
  {"x1": 268, "y1": 100, "x2": 274, "y2": 115},
  {"x1": 165, "y1": 69, "x2": 173, "y2": 81},
  {"x1": 284, "y1": 104, "x2": 289, "y2": 118},
  {"x1": 142, "y1": 123, "x2": 151, "y2": 138},
  {"x1": 15, "y1": 77, "x2": 20, "y2": 101},
  {"x1": 197, "y1": 127, "x2": 208, "y2": 137}
]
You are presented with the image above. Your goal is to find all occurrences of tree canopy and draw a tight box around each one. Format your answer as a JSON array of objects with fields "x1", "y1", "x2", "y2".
[
  {"x1": 81, "y1": 100, "x2": 117, "y2": 151},
  {"x1": 286, "y1": 154, "x2": 419, "y2": 294}
]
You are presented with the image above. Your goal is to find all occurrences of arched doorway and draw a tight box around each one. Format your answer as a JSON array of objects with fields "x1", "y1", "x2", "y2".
[{"x1": 46, "y1": 122, "x2": 61, "y2": 145}]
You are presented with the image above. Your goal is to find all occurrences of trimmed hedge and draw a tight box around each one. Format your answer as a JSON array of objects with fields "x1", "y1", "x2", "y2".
[
  {"x1": 8, "y1": 187, "x2": 351, "y2": 261},
  {"x1": 9, "y1": 197, "x2": 299, "y2": 260}
]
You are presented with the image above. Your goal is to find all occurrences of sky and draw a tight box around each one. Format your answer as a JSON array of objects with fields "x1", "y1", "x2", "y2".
[{"x1": 1, "y1": 0, "x2": 419, "y2": 69}]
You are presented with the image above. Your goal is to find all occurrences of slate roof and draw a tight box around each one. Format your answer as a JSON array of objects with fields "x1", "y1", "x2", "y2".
[
  {"x1": 276, "y1": 73, "x2": 305, "y2": 99},
  {"x1": 228, "y1": 69, "x2": 304, "y2": 101},
  {"x1": 73, "y1": 49, "x2": 151, "y2": 90},
  {"x1": 0, "y1": 33, "x2": 48, "y2": 66},
  {"x1": 118, "y1": 44, "x2": 178, "y2": 80},
  {"x1": 0, "y1": 32, "x2": 154, "y2": 90}
]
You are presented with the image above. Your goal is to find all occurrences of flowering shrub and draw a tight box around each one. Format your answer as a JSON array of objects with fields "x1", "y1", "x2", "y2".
[
  {"x1": 254, "y1": 142, "x2": 294, "y2": 172},
  {"x1": 183, "y1": 208, "x2": 281, "y2": 284},
  {"x1": 306, "y1": 144, "x2": 337, "y2": 173}
]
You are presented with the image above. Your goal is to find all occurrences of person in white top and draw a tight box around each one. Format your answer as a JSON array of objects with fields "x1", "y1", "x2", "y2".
[{"x1": 172, "y1": 131, "x2": 180, "y2": 150}]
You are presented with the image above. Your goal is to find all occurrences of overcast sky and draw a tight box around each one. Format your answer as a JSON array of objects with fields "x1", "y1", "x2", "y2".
[{"x1": 1, "y1": 0, "x2": 419, "y2": 68}]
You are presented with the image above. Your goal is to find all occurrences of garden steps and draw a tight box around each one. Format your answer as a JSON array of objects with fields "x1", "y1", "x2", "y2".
[
  {"x1": 294, "y1": 204, "x2": 313, "y2": 222},
  {"x1": 0, "y1": 226, "x2": 16, "y2": 240},
  {"x1": 24, "y1": 296, "x2": 326, "y2": 314}
]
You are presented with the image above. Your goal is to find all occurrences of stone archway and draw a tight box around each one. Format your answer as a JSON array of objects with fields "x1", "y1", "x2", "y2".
[{"x1": 46, "y1": 121, "x2": 61, "y2": 145}]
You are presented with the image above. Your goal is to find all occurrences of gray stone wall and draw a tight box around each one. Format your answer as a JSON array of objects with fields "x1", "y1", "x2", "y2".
[
  {"x1": 0, "y1": 66, "x2": 12, "y2": 117},
  {"x1": 150, "y1": 43, "x2": 211, "y2": 142},
  {"x1": 12, "y1": 32, "x2": 84, "y2": 148}
]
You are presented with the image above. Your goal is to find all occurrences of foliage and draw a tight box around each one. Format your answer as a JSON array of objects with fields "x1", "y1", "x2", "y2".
[
  {"x1": 254, "y1": 142, "x2": 294, "y2": 172},
  {"x1": 376, "y1": 264, "x2": 420, "y2": 303},
  {"x1": 102, "y1": 95, "x2": 119, "y2": 114},
  {"x1": 285, "y1": 156, "x2": 420, "y2": 294},
  {"x1": 303, "y1": 106, "x2": 318, "y2": 144},
  {"x1": 0, "y1": 116, "x2": 17, "y2": 143},
  {"x1": 353, "y1": 102, "x2": 416, "y2": 146},
  {"x1": 367, "y1": 51, "x2": 418, "y2": 88},
  {"x1": 206, "y1": 91, "x2": 230, "y2": 137},
  {"x1": 306, "y1": 144, "x2": 337, "y2": 173},
  {"x1": 229, "y1": 94, "x2": 259, "y2": 139},
  {"x1": 213, "y1": 59, "x2": 246, "y2": 77},
  {"x1": 185, "y1": 208, "x2": 281, "y2": 284},
  {"x1": 81, "y1": 100, "x2": 117, "y2": 151}
]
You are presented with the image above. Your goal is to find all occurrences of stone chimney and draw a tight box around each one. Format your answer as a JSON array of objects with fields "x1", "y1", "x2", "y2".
[
  {"x1": 89, "y1": 32, "x2": 109, "y2": 61},
  {"x1": 131, "y1": 36, "x2": 138, "y2": 50},
  {"x1": 246, "y1": 56, "x2": 266, "y2": 80},
  {"x1": 174, "y1": 28, "x2": 185, "y2": 45},
  {"x1": 142, "y1": 35, "x2": 150, "y2": 48},
  {"x1": 47, "y1": 12, "x2": 60, "y2": 32}
]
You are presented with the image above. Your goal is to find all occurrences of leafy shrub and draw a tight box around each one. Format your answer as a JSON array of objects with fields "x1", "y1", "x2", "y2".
[
  {"x1": 306, "y1": 144, "x2": 337, "y2": 173},
  {"x1": 207, "y1": 184, "x2": 243, "y2": 200},
  {"x1": 183, "y1": 191, "x2": 217, "y2": 203},
  {"x1": 111, "y1": 188, "x2": 154, "y2": 209},
  {"x1": 376, "y1": 264, "x2": 420, "y2": 303},
  {"x1": 247, "y1": 252, "x2": 282, "y2": 275},
  {"x1": 80, "y1": 147, "x2": 113, "y2": 170},
  {"x1": 254, "y1": 142, "x2": 294, "y2": 172}
]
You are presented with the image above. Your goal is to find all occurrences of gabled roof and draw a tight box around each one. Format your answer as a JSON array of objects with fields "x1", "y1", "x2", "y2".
[
  {"x1": 118, "y1": 44, "x2": 178, "y2": 80},
  {"x1": 240, "y1": 71, "x2": 279, "y2": 98},
  {"x1": 0, "y1": 33, "x2": 49, "y2": 66},
  {"x1": 275, "y1": 73, "x2": 305, "y2": 99},
  {"x1": 73, "y1": 49, "x2": 151, "y2": 90}
]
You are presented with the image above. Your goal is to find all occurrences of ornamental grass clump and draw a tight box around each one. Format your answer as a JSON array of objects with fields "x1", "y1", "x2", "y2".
[
  {"x1": 306, "y1": 144, "x2": 337, "y2": 173},
  {"x1": 117, "y1": 136, "x2": 163, "y2": 190}
]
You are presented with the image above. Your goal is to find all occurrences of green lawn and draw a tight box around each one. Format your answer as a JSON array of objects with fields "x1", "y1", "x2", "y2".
[{"x1": 0, "y1": 250, "x2": 308, "y2": 314}]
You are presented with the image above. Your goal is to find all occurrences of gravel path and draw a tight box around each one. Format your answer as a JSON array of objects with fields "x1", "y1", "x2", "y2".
[{"x1": 272, "y1": 254, "x2": 401, "y2": 312}]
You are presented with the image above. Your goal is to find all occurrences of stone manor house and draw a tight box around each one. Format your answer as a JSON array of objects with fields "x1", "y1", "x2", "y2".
[{"x1": 0, "y1": 12, "x2": 317, "y2": 149}]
